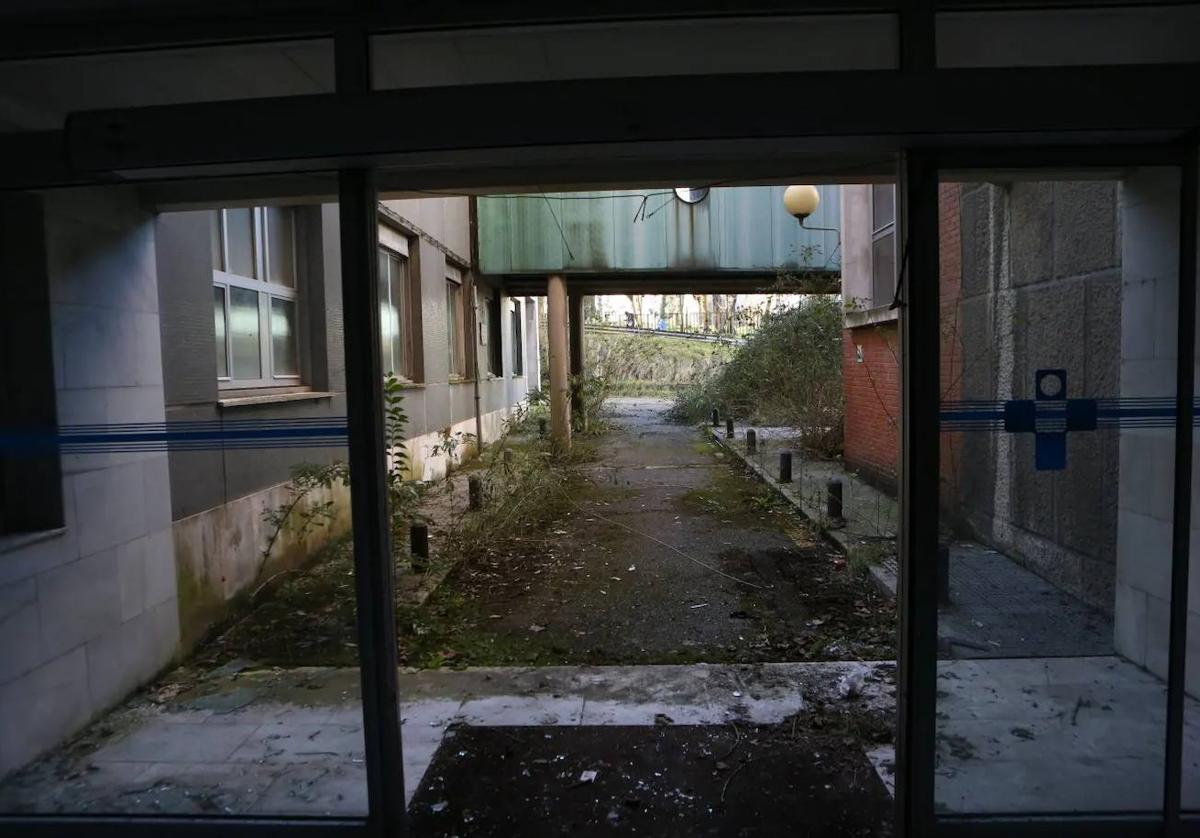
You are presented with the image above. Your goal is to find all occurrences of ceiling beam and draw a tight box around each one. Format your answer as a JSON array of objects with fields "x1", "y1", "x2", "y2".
[
  {"x1": 0, "y1": 1, "x2": 891, "y2": 60},
  {"x1": 62, "y1": 65, "x2": 1200, "y2": 180}
]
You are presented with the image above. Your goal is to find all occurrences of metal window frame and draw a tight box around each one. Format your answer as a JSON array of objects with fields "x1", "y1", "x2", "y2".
[
  {"x1": 377, "y1": 244, "x2": 412, "y2": 381},
  {"x1": 866, "y1": 183, "x2": 899, "y2": 307},
  {"x1": 511, "y1": 297, "x2": 525, "y2": 378},
  {"x1": 446, "y1": 273, "x2": 466, "y2": 379},
  {"x1": 896, "y1": 142, "x2": 1198, "y2": 838},
  {"x1": 2, "y1": 10, "x2": 1199, "y2": 838}
]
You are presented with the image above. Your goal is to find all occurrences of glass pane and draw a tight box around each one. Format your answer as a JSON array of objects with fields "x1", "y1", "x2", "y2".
[
  {"x1": 379, "y1": 250, "x2": 395, "y2": 375},
  {"x1": 1185, "y1": 154, "x2": 1200, "y2": 813},
  {"x1": 270, "y1": 297, "x2": 298, "y2": 377},
  {"x1": 872, "y1": 184, "x2": 894, "y2": 231},
  {"x1": 229, "y1": 286, "x2": 261, "y2": 379},
  {"x1": 224, "y1": 208, "x2": 257, "y2": 279},
  {"x1": 0, "y1": 186, "x2": 365, "y2": 822},
  {"x1": 391, "y1": 254, "x2": 408, "y2": 378},
  {"x1": 935, "y1": 172, "x2": 1180, "y2": 817},
  {"x1": 210, "y1": 211, "x2": 224, "y2": 271},
  {"x1": 371, "y1": 17, "x2": 899, "y2": 91},
  {"x1": 0, "y1": 40, "x2": 334, "y2": 134},
  {"x1": 871, "y1": 232, "x2": 895, "y2": 307},
  {"x1": 266, "y1": 207, "x2": 296, "y2": 287},
  {"x1": 213, "y1": 285, "x2": 228, "y2": 378},
  {"x1": 511, "y1": 299, "x2": 523, "y2": 376},
  {"x1": 446, "y1": 281, "x2": 461, "y2": 376}
]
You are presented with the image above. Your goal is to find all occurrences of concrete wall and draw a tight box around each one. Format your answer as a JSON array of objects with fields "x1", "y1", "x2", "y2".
[
  {"x1": 158, "y1": 198, "x2": 535, "y2": 647},
  {"x1": 840, "y1": 180, "x2": 1125, "y2": 609},
  {"x1": 840, "y1": 185, "x2": 874, "y2": 309},
  {"x1": 381, "y1": 196, "x2": 470, "y2": 263},
  {"x1": 156, "y1": 206, "x2": 351, "y2": 648},
  {"x1": 0, "y1": 188, "x2": 179, "y2": 777},
  {"x1": 950, "y1": 180, "x2": 1123, "y2": 611},
  {"x1": 1113, "y1": 168, "x2": 1198, "y2": 695}
]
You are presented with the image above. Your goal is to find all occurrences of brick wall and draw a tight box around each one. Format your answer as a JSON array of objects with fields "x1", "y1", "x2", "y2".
[
  {"x1": 842, "y1": 321, "x2": 899, "y2": 490},
  {"x1": 842, "y1": 183, "x2": 962, "y2": 495}
]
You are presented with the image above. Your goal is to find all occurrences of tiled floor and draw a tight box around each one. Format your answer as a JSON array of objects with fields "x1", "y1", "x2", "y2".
[
  {"x1": 939, "y1": 542, "x2": 1114, "y2": 658},
  {"x1": 0, "y1": 661, "x2": 889, "y2": 816},
  {"x1": 934, "y1": 655, "x2": 1200, "y2": 814}
]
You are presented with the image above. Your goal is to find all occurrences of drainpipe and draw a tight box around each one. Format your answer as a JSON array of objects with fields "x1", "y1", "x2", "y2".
[
  {"x1": 470, "y1": 285, "x2": 484, "y2": 453},
  {"x1": 468, "y1": 197, "x2": 484, "y2": 453}
]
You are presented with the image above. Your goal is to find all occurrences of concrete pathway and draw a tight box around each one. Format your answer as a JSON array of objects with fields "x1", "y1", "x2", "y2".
[
  {"x1": 0, "y1": 661, "x2": 893, "y2": 817},
  {"x1": 3, "y1": 657, "x2": 1196, "y2": 818},
  {"x1": 4, "y1": 399, "x2": 1195, "y2": 823},
  {"x1": 715, "y1": 421, "x2": 1115, "y2": 660},
  {"x1": 440, "y1": 396, "x2": 893, "y2": 665}
]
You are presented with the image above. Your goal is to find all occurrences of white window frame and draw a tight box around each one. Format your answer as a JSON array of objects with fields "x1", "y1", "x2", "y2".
[{"x1": 213, "y1": 207, "x2": 301, "y2": 390}]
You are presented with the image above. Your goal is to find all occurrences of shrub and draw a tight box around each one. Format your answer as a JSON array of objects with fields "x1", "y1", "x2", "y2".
[{"x1": 668, "y1": 295, "x2": 844, "y2": 456}]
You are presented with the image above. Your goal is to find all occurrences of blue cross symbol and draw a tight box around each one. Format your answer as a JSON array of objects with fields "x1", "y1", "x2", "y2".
[{"x1": 1003, "y1": 369, "x2": 1097, "y2": 471}]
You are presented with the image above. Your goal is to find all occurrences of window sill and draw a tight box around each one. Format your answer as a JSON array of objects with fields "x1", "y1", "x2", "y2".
[
  {"x1": 0, "y1": 527, "x2": 67, "y2": 556},
  {"x1": 844, "y1": 305, "x2": 899, "y2": 329},
  {"x1": 218, "y1": 389, "x2": 337, "y2": 408},
  {"x1": 396, "y1": 380, "x2": 425, "y2": 390}
]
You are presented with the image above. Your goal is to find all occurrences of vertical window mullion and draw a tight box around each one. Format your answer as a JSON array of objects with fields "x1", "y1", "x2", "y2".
[
  {"x1": 220, "y1": 210, "x2": 230, "y2": 274},
  {"x1": 259, "y1": 283, "x2": 271, "y2": 382},
  {"x1": 262, "y1": 207, "x2": 272, "y2": 284},
  {"x1": 256, "y1": 207, "x2": 267, "y2": 281},
  {"x1": 224, "y1": 284, "x2": 233, "y2": 378}
]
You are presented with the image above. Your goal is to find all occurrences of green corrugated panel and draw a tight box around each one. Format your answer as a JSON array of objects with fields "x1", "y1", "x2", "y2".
[
  {"x1": 511, "y1": 193, "x2": 566, "y2": 272},
  {"x1": 476, "y1": 195, "x2": 513, "y2": 274},
  {"x1": 664, "y1": 190, "x2": 717, "y2": 269},
  {"x1": 560, "y1": 190, "x2": 617, "y2": 270},
  {"x1": 771, "y1": 184, "x2": 840, "y2": 271},
  {"x1": 477, "y1": 186, "x2": 840, "y2": 274},
  {"x1": 613, "y1": 191, "x2": 668, "y2": 270},
  {"x1": 718, "y1": 187, "x2": 774, "y2": 270}
]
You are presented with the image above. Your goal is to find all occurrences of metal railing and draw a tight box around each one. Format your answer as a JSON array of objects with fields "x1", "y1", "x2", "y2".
[{"x1": 586, "y1": 309, "x2": 764, "y2": 337}]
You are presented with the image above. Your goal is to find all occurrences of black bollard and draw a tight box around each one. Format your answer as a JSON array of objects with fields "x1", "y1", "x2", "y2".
[
  {"x1": 711, "y1": 408, "x2": 720, "y2": 427},
  {"x1": 746, "y1": 428, "x2": 757, "y2": 454},
  {"x1": 410, "y1": 522, "x2": 430, "y2": 573},
  {"x1": 725, "y1": 416, "x2": 734, "y2": 439},
  {"x1": 826, "y1": 478, "x2": 843, "y2": 521},
  {"x1": 779, "y1": 451, "x2": 793, "y2": 483},
  {"x1": 468, "y1": 475, "x2": 483, "y2": 510},
  {"x1": 938, "y1": 544, "x2": 952, "y2": 606}
]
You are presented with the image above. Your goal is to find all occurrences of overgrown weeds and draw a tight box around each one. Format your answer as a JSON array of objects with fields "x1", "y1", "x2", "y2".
[{"x1": 668, "y1": 295, "x2": 844, "y2": 457}]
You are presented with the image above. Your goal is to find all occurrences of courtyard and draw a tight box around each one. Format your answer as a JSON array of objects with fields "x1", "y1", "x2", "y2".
[{"x1": 2, "y1": 398, "x2": 1196, "y2": 832}]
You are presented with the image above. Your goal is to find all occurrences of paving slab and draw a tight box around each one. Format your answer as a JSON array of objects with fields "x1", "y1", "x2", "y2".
[{"x1": 93, "y1": 720, "x2": 260, "y2": 764}]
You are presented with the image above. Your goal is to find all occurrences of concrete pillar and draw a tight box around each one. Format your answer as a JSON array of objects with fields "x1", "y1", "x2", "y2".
[
  {"x1": 547, "y1": 274, "x2": 572, "y2": 449},
  {"x1": 569, "y1": 291, "x2": 585, "y2": 421}
]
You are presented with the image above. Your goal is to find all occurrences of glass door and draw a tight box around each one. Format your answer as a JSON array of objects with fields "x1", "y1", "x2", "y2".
[{"x1": 916, "y1": 158, "x2": 1197, "y2": 831}]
